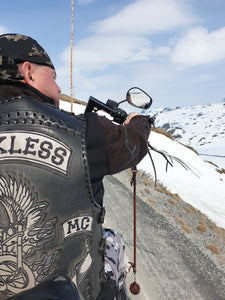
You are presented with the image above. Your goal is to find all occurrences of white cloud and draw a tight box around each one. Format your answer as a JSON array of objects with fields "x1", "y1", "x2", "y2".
[
  {"x1": 92, "y1": 0, "x2": 197, "y2": 35},
  {"x1": 151, "y1": 46, "x2": 171, "y2": 56},
  {"x1": 171, "y1": 26, "x2": 225, "y2": 65},
  {"x1": 60, "y1": 35, "x2": 152, "y2": 73},
  {"x1": 56, "y1": 0, "x2": 201, "y2": 102},
  {"x1": 59, "y1": 0, "x2": 198, "y2": 76},
  {"x1": 0, "y1": 25, "x2": 9, "y2": 35}
]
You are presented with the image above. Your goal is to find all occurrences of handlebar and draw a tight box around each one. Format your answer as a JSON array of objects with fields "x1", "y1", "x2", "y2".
[
  {"x1": 84, "y1": 96, "x2": 128, "y2": 124},
  {"x1": 84, "y1": 87, "x2": 152, "y2": 124}
]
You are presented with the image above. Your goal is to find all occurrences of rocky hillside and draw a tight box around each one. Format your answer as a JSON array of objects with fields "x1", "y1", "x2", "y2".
[{"x1": 150, "y1": 102, "x2": 225, "y2": 168}]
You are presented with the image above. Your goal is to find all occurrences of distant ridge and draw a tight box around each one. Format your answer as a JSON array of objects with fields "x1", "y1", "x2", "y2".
[{"x1": 59, "y1": 93, "x2": 86, "y2": 106}]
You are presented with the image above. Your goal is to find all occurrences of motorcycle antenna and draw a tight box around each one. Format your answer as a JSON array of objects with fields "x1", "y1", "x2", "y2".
[
  {"x1": 70, "y1": 0, "x2": 74, "y2": 112},
  {"x1": 129, "y1": 166, "x2": 141, "y2": 295}
]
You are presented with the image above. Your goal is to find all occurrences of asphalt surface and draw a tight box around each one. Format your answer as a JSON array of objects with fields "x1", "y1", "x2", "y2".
[{"x1": 103, "y1": 173, "x2": 225, "y2": 300}]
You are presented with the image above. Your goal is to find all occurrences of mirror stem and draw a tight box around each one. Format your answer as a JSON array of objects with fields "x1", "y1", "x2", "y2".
[{"x1": 118, "y1": 99, "x2": 127, "y2": 105}]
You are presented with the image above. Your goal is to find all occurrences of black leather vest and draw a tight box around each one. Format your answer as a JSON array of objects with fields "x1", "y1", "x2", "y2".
[{"x1": 0, "y1": 96, "x2": 103, "y2": 299}]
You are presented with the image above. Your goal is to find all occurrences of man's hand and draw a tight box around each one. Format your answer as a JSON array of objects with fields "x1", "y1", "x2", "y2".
[{"x1": 124, "y1": 112, "x2": 139, "y2": 125}]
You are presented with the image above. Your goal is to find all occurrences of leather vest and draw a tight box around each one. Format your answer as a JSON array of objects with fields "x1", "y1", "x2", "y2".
[{"x1": 0, "y1": 96, "x2": 104, "y2": 299}]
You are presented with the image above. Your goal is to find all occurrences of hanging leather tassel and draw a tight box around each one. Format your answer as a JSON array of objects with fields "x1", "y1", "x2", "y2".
[{"x1": 129, "y1": 166, "x2": 140, "y2": 295}]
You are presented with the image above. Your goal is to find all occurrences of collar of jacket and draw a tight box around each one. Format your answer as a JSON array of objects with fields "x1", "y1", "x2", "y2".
[{"x1": 0, "y1": 78, "x2": 57, "y2": 107}]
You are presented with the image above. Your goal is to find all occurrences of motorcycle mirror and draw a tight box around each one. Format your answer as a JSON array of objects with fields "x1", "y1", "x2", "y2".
[{"x1": 126, "y1": 87, "x2": 152, "y2": 109}]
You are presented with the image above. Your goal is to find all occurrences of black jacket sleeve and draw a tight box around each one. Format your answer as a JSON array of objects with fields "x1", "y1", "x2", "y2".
[
  {"x1": 97, "y1": 114, "x2": 150, "y2": 174},
  {"x1": 86, "y1": 112, "x2": 150, "y2": 176},
  {"x1": 85, "y1": 112, "x2": 150, "y2": 206}
]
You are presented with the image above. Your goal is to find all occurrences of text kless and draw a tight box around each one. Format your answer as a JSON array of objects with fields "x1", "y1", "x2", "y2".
[
  {"x1": 0, "y1": 135, "x2": 66, "y2": 164},
  {"x1": 0, "y1": 132, "x2": 71, "y2": 174}
]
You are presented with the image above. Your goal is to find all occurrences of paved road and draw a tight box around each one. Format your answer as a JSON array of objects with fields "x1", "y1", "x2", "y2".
[{"x1": 103, "y1": 174, "x2": 225, "y2": 300}]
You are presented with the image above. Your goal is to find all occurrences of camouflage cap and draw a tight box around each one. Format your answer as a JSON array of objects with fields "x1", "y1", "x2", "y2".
[{"x1": 0, "y1": 33, "x2": 55, "y2": 81}]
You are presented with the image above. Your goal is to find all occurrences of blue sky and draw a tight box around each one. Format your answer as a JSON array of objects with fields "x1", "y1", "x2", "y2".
[{"x1": 1, "y1": 0, "x2": 225, "y2": 109}]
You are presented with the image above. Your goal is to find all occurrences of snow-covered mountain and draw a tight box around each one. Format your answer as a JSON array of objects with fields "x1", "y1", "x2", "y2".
[{"x1": 151, "y1": 102, "x2": 225, "y2": 169}]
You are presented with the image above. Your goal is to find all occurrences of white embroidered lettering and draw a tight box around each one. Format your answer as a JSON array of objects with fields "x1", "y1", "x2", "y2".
[
  {"x1": 0, "y1": 131, "x2": 72, "y2": 175},
  {"x1": 63, "y1": 216, "x2": 93, "y2": 239}
]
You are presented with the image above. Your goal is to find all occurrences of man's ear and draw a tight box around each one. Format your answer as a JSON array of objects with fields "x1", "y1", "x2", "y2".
[{"x1": 18, "y1": 62, "x2": 35, "y2": 86}]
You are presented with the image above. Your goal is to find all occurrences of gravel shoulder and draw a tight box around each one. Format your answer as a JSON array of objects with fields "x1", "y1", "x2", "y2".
[
  {"x1": 103, "y1": 169, "x2": 225, "y2": 299},
  {"x1": 114, "y1": 169, "x2": 225, "y2": 270}
]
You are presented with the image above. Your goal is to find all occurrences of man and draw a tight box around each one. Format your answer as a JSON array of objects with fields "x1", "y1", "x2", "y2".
[{"x1": 0, "y1": 34, "x2": 151, "y2": 299}]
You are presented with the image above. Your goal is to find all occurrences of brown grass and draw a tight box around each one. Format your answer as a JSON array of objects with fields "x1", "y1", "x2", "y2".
[
  {"x1": 155, "y1": 185, "x2": 167, "y2": 194},
  {"x1": 189, "y1": 205, "x2": 198, "y2": 213},
  {"x1": 175, "y1": 216, "x2": 191, "y2": 233},
  {"x1": 205, "y1": 161, "x2": 225, "y2": 174},
  {"x1": 143, "y1": 178, "x2": 151, "y2": 185},
  {"x1": 168, "y1": 199, "x2": 176, "y2": 205},
  {"x1": 216, "y1": 168, "x2": 225, "y2": 175},
  {"x1": 183, "y1": 144, "x2": 199, "y2": 155},
  {"x1": 137, "y1": 170, "x2": 151, "y2": 180},
  {"x1": 147, "y1": 198, "x2": 155, "y2": 204},
  {"x1": 177, "y1": 141, "x2": 199, "y2": 155},
  {"x1": 151, "y1": 127, "x2": 174, "y2": 140},
  {"x1": 197, "y1": 222, "x2": 207, "y2": 233},
  {"x1": 206, "y1": 160, "x2": 219, "y2": 167},
  {"x1": 206, "y1": 244, "x2": 221, "y2": 255},
  {"x1": 184, "y1": 207, "x2": 193, "y2": 214},
  {"x1": 155, "y1": 184, "x2": 182, "y2": 199},
  {"x1": 182, "y1": 224, "x2": 192, "y2": 233},
  {"x1": 175, "y1": 216, "x2": 184, "y2": 225},
  {"x1": 174, "y1": 194, "x2": 183, "y2": 202},
  {"x1": 59, "y1": 93, "x2": 87, "y2": 106},
  {"x1": 213, "y1": 227, "x2": 222, "y2": 234},
  {"x1": 144, "y1": 187, "x2": 150, "y2": 194},
  {"x1": 208, "y1": 221, "x2": 223, "y2": 236}
]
